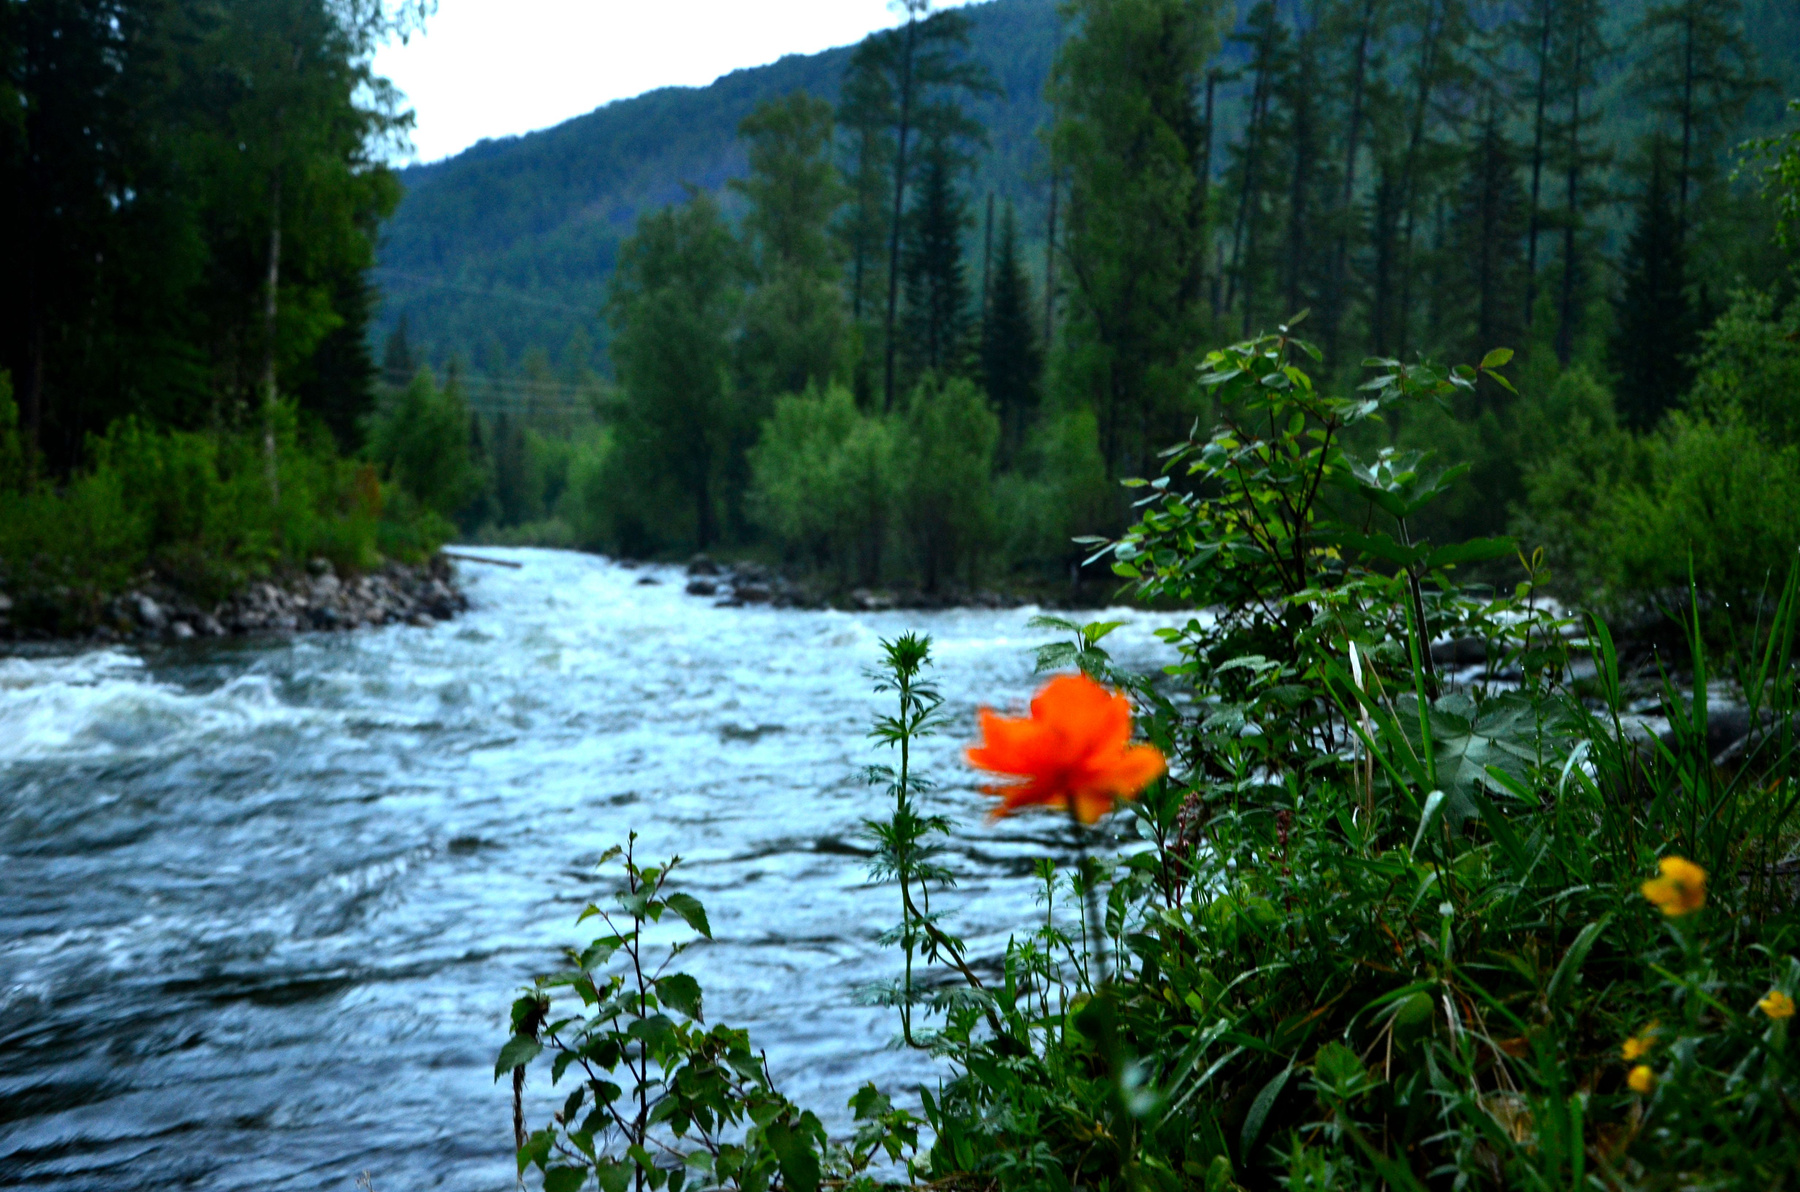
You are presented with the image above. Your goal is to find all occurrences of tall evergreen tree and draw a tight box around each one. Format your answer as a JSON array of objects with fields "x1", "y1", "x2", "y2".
[
  {"x1": 1446, "y1": 107, "x2": 1527, "y2": 372},
  {"x1": 605, "y1": 192, "x2": 748, "y2": 549},
  {"x1": 1050, "y1": 0, "x2": 1222, "y2": 479},
  {"x1": 901, "y1": 135, "x2": 974, "y2": 381},
  {"x1": 981, "y1": 204, "x2": 1041, "y2": 465},
  {"x1": 839, "y1": 2, "x2": 995, "y2": 410},
  {"x1": 1611, "y1": 141, "x2": 1698, "y2": 430},
  {"x1": 1550, "y1": 0, "x2": 1608, "y2": 365},
  {"x1": 1634, "y1": 0, "x2": 1768, "y2": 232},
  {"x1": 731, "y1": 92, "x2": 850, "y2": 404}
]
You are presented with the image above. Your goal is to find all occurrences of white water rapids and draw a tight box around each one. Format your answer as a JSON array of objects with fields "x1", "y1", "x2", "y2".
[{"x1": 0, "y1": 549, "x2": 1187, "y2": 1191}]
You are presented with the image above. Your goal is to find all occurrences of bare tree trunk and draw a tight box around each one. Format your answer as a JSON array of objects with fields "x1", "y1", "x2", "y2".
[
  {"x1": 1556, "y1": 18, "x2": 1586, "y2": 366},
  {"x1": 1678, "y1": 2, "x2": 1695, "y2": 233},
  {"x1": 1394, "y1": 0, "x2": 1444, "y2": 359},
  {"x1": 1524, "y1": 0, "x2": 1551, "y2": 330},
  {"x1": 262, "y1": 172, "x2": 283, "y2": 501},
  {"x1": 882, "y1": 17, "x2": 919, "y2": 412},
  {"x1": 1327, "y1": 0, "x2": 1378, "y2": 360},
  {"x1": 1043, "y1": 168, "x2": 1058, "y2": 348}
]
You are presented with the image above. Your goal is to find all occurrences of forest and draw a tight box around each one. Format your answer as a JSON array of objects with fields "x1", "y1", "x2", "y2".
[
  {"x1": 387, "y1": 0, "x2": 1800, "y2": 612},
  {"x1": 3, "y1": 0, "x2": 1800, "y2": 614}
]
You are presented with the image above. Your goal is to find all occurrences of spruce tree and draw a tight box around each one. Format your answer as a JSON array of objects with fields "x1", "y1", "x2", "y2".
[
  {"x1": 1611, "y1": 143, "x2": 1698, "y2": 431},
  {"x1": 980, "y1": 204, "x2": 1041, "y2": 466},
  {"x1": 901, "y1": 137, "x2": 973, "y2": 382},
  {"x1": 1447, "y1": 108, "x2": 1527, "y2": 373},
  {"x1": 839, "y1": 4, "x2": 995, "y2": 410},
  {"x1": 1049, "y1": 0, "x2": 1215, "y2": 479}
]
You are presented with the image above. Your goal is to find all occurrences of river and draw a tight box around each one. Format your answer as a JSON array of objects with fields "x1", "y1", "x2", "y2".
[{"x1": 0, "y1": 549, "x2": 1184, "y2": 1191}]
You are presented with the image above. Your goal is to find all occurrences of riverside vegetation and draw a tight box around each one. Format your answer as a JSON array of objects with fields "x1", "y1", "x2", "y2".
[{"x1": 497, "y1": 331, "x2": 1800, "y2": 1190}]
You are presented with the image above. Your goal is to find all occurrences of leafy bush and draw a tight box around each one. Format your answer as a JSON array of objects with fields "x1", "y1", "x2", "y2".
[
  {"x1": 1684, "y1": 288, "x2": 1800, "y2": 447},
  {"x1": 898, "y1": 375, "x2": 998, "y2": 592},
  {"x1": 746, "y1": 384, "x2": 898, "y2": 584},
  {"x1": 994, "y1": 406, "x2": 1116, "y2": 574},
  {"x1": 366, "y1": 367, "x2": 482, "y2": 520}
]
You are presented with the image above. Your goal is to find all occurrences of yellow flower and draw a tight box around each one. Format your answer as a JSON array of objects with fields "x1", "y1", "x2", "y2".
[
  {"x1": 1621, "y1": 1025, "x2": 1657, "y2": 1061},
  {"x1": 1757, "y1": 990, "x2": 1796, "y2": 1020},
  {"x1": 1627, "y1": 1065, "x2": 1656, "y2": 1094},
  {"x1": 1641, "y1": 856, "x2": 1707, "y2": 916}
]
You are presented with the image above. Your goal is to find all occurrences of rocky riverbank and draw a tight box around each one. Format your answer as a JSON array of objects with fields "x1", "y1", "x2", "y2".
[
  {"x1": 0, "y1": 556, "x2": 467, "y2": 644},
  {"x1": 671, "y1": 554, "x2": 1037, "y2": 612}
]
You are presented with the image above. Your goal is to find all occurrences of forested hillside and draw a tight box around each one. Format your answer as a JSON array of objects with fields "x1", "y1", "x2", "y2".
[
  {"x1": 380, "y1": 0, "x2": 1800, "y2": 387},
  {"x1": 376, "y1": 0, "x2": 1062, "y2": 377}
]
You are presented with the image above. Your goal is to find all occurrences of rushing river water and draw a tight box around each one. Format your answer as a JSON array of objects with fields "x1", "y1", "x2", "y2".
[{"x1": 0, "y1": 549, "x2": 1185, "y2": 1191}]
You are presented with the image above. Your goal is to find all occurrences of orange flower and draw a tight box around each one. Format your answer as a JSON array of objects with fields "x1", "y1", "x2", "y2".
[
  {"x1": 966, "y1": 673, "x2": 1166, "y2": 825},
  {"x1": 1621, "y1": 1024, "x2": 1658, "y2": 1061},
  {"x1": 1627, "y1": 1065, "x2": 1656, "y2": 1094},
  {"x1": 1641, "y1": 856, "x2": 1707, "y2": 917}
]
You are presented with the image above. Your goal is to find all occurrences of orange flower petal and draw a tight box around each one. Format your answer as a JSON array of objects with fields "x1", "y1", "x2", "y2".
[{"x1": 967, "y1": 673, "x2": 1165, "y2": 824}]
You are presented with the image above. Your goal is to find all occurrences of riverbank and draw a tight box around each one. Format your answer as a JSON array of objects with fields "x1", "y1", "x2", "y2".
[
  {"x1": 0, "y1": 555, "x2": 467, "y2": 645},
  {"x1": 668, "y1": 553, "x2": 1131, "y2": 612}
]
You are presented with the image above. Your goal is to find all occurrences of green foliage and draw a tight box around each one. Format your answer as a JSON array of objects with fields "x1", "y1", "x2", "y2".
[
  {"x1": 995, "y1": 406, "x2": 1115, "y2": 570},
  {"x1": 1610, "y1": 142, "x2": 1700, "y2": 431},
  {"x1": 1, "y1": 0, "x2": 405, "y2": 471},
  {"x1": 746, "y1": 385, "x2": 898, "y2": 583},
  {"x1": 981, "y1": 203, "x2": 1042, "y2": 466},
  {"x1": 0, "y1": 406, "x2": 436, "y2": 618},
  {"x1": 898, "y1": 375, "x2": 999, "y2": 592},
  {"x1": 733, "y1": 93, "x2": 853, "y2": 405},
  {"x1": 366, "y1": 368, "x2": 482, "y2": 520},
  {"x1": 0, "y1": 371, "x2": 24, "y2": 493},
  {"x1": 1049, "y1": 0, "x2": 1222, "y2": 481},
  {"x1": 607, "y1": 191, "x2": 749, "y2": 552},
  {"x1": 1684, "y1": 286, "x2": 1800, "y2": 446},
  {"x1": 832, "y1": 339, "x2": 1800, "y2": 1190},
  {"x1": 500, "y1": 837, "x2": 918, "y2": 1192},
  {"x1": 557, "y1": 427, "x2": 620, "y2": 552}
]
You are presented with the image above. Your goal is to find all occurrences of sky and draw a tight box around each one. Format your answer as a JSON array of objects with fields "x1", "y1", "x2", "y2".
[{"x1": 372, "y1": 0, "x2": 979, "y2": 165}]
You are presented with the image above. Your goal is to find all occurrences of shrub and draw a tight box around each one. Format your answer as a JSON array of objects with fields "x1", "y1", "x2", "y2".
[
  {"x1": 994, "y1": 405, "x2": 1116, "y2": 574},
  {"x1": 897, "y1": 375, "x2": 997, "y2": 592},
  {"x1": 746, "y1": 383, "x2": 898, "y2": 584},
  {"x1": 366, "y1": 367, "x2": 481, "y2": 520}
]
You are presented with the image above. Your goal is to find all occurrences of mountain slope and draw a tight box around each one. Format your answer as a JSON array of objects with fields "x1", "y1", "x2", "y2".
[{"x1": 376, "y1": 0, "x2": 1062, "y2": 373}]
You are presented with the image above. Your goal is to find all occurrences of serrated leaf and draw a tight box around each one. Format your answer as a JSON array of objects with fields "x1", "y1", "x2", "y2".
[
  {"x1": 495, "y1": 1035, "x2": 542, "y2": 1080},
  {"x1": 664, "y1": 893, "x2": 712, "y2": 939},
  {"x1": 655, "y1": 973, "x2": 704, "y2": 1022}
]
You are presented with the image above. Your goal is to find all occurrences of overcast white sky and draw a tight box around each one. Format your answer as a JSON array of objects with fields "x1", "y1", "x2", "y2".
[{"x1": 373, "y1": 1, "x2": 979, "y2": 164}]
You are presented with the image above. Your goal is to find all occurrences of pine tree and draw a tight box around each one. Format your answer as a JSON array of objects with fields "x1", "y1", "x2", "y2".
[
  {"x1": 383, "y1": 316, "x2": 417, "y2": 388},
  {"x1": 1051, "y1": 0, "x2": 1216, "y2": 479},
  {"x1": 1446, "y1": 107, "x2": 1527, "y2": 373},
  {"x1": 901, "y1": 136, "x2": 974, "y2": 381},
  {"x1": 731, "y1": 92, "x2": 850, "y2": 404},
  {"x1": 981, "y1": 204, "x2": 1041, "y2": 466},
  {"x1": 839, "y1": 3, "x2": 995, "y2": 411},
  {"x1": 1634, "y1": 0, "x2": 1768, "y2": 232},
  {"x1": 1611, "y1": 141, "x2": 1698, "y2": 431}
]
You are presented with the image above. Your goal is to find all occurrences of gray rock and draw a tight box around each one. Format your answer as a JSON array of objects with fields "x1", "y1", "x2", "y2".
[
  {"x1": 687, "y1": 554, "x2": 722, "y2": 577},
  {"x1": 734, "y1": 583, "x2": 772, "y2": 604},
  {"x1": 685, "y1": 578, "x2": 718, "y2": 597},
  {"x1": 0, "y1": 592, "x2": 12, "y2": 614},
  {"x1": 169, "y1": 620, "x2": 196, "y2": 640},
  {"x1": 198, "y1": 615, "x2": 225, "y2": 637},
  {"x1": 134, "y1": 594, "x2": 168, "y2": 630},
  {"x1": 307, "y1": 557, "x2": 334, "y2": 577},
  {"x1": 310, "y1": 573, "x2": 342, "y2": 601}
]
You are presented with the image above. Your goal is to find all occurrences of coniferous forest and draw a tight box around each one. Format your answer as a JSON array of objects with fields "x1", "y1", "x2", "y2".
[{"x1": 3, "y1": 0, "x2": 1800, "y2": 615}]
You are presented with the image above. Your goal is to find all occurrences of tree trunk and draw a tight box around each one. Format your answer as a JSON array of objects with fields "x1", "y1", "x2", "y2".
[
  {"x1": 1327, "y1": 0, "x2": 1377, "y2": 361},
  {"x1": 1394, "y1": 0, "x2": 1444, "y2": 359},
  {"x1": 882, "y1": 17, "x2": 919, "y2": 413},
  {"x1": 1524, "y1": 0, "x2": 1551, "y2": 330},
  {"x1": 263, "y1": 172, "x2": 283, "y2": 500},
  {"x1": 1678, "y1": 2, "x2": 1695, "y2": 234},
  {"x1": 1556, "y1": 18, "x2": 1586, "y2": 366},
  {"x1": 1043, "y1": 168, "x2": 1058, "y2": 348}
]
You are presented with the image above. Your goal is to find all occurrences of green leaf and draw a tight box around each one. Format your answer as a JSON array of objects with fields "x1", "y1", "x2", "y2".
[
  {"x1": 495, "y1": 1035, "x2": 542, "y2": 1080},
  {"x1": 1425, "y1": 536, "x2": 1518, "y2": 570},
  {"x1": 1546, "y1": 915, "x2": 1612, "y2": 1010},
  {"x1": 664, "y1": 893, "x2": 712, "y2": 940},
  {"x1": 1239, "y1": 1064, "x2": 1292, "y2": 1162},
  {"x1": 1479, "y1": 347, "x2": 1515, "y2": 369},
  {"x1": 764, "y1": 1121, "x2": 821, "y2": 1192},
  {"x1": 655, "y1": 973, "x2": 705, "y2": 1022},
  {"x1": 545, "y1": 1167, "x2": 588, "y2": 1192},
  {"x1": 1327, "y1": 528, "x2": 1426, "y2": 568}
]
